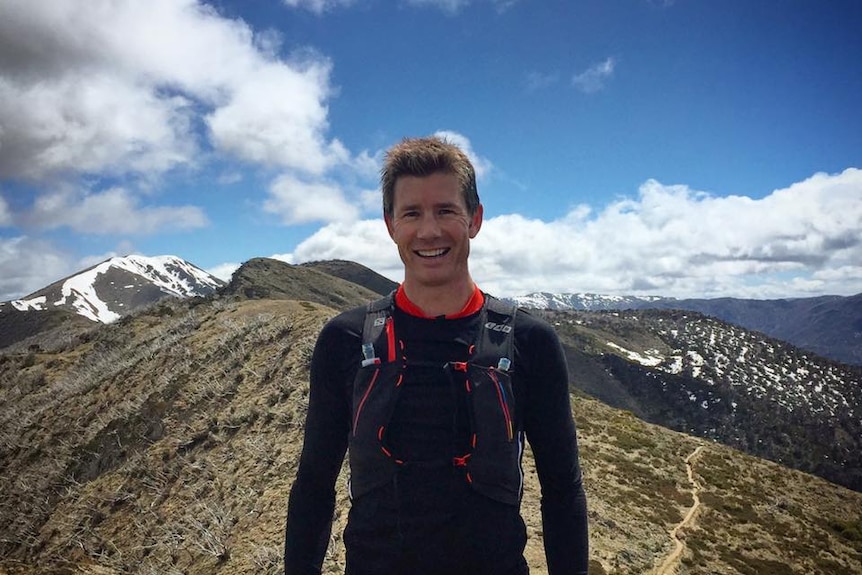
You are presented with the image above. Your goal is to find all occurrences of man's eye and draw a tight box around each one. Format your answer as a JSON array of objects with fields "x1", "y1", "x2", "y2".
[{"x1": 402, "y1": 211, "x2": 419, "y2": 218}]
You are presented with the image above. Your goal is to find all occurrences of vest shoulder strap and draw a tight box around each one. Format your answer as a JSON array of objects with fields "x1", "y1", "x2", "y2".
[
  {"x1": 361, "y1": 291, "x2": 396, "y2": 362},
  {"x1": 360, "y1": 291, "x2": 518, "y2": 368},
  {"x1": 475, "y1": 295, "x2": 517, "y2": 370}
]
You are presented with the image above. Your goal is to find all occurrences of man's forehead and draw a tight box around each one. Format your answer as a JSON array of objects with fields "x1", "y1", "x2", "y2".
[{"x1": 393, "y1": 173, "x2": 463, "y2": 198}]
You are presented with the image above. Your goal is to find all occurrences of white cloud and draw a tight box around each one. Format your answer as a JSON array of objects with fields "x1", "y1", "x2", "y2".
[
  {"x1": 283, "y1": 168, "x2": 862, "y2": 299},
  {"x1": 0, "y1": 72, "x2": 197, "y2": 180},
  {"x1": 0, "y1": 0, "x2": 349, "y2": 180},
  {"x1": 26, "y1": 187, "x2": 208, "y2": 235},
  {"x1": 265, "y1": 175, "x2": 360, "y2": 224},
  {"x1": 291, "y1": 219, "x2": 402, "y2": 281},
  {"x1": 350, "y1": 149, "x2": 383, "y2": 181},
  {"x1": 207, "y1": 262, "x2": 241, "y2": 282},
  {"x1": 207, "y1": 59, "x2": 348, "y2": 175},
  {"x1": 572, "y1": 57, "x2": 616, "y2": 93},
  {"x1": 269, "y1": 253, "x2": 296, "y2": 265},
  {"x1": 282, "y1": 0, "x2": 356, "y2": 14},
  {"x1": 360, "y1": 188, "x2": 383, "y2": 213},
  {"x1": 0, "y1": 236, "x2": 74, "y2": 300}
]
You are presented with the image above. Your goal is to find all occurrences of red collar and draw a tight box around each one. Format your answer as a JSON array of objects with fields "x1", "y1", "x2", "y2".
[{"x1": 395, "y1": 285, "x2": 485, "y2": 319}]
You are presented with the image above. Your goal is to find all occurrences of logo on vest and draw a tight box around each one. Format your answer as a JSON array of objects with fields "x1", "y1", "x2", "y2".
[{"x1": 485, "y1": 321, "x2": 512, "y2": 333}]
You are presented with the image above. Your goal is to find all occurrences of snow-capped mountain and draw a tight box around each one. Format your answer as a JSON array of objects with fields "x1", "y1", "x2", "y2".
[
  {"x1": 506, "y1": 291, "x2": 862, "y2": 366},
  {"x1": 506, "y1": 291, "x2": 670, "y2": 311},
  {"x1": 3, "y1": 255, "x2": 225, "y2": 324}
]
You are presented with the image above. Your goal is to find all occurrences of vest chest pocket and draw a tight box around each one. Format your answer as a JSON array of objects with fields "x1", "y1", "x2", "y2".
[
  {"x1": 348, "y1": 362, "x2": 405, "y2": 501},
  {"x1": 351, "y1": 362, "x2": 403, "y2": 437},
  {"x1": 351, "y1": 364, "x2": 380, "y2": 436},
  {"x1": 468, "y1": 365, "x2": 516, "y2": 444},
  {"x1": 461, "y1": 363, "x2": 523, "y2": 506}
]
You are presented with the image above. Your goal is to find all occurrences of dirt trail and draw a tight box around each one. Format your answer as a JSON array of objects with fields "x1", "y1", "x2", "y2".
[{"x1": 653, "y1": 445, "x2": 706, "y2": 575}]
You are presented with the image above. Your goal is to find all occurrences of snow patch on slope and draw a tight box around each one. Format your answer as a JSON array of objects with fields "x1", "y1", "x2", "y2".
[{"x1": 606, "y1": 341, "x2": 664, "y2": 367}]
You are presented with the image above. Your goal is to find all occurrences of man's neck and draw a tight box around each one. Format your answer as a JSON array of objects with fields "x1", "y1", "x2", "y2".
[{"x1": 399, "y1": 279, "x2": 478, "y2": 318}]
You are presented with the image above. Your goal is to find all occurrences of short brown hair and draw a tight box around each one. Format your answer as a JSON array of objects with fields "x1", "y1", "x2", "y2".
[{"x1": 381, "y1": 136, "x2": 479, "y2": 217}]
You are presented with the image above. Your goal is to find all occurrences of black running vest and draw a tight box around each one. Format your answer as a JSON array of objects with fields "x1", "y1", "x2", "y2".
[{"x1": 347, "y1": 293, "x2": 525, "y2": 506}]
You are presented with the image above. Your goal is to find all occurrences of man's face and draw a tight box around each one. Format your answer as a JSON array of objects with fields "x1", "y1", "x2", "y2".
[{"x1": 385, "y1": 172, "x2": 483, "y2": 292}]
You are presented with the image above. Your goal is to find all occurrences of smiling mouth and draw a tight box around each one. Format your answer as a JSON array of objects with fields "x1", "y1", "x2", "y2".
[{"x1": 415, "y1": 248, "x2": 450, "y2": 258}]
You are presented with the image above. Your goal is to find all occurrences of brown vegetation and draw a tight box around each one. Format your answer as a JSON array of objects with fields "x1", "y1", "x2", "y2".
[{"x1": 1, "y1": 294, "x2": 860, "y2": 574}]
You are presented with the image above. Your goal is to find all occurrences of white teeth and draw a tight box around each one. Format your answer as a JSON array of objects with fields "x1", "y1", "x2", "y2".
[{"x1": 417, "y1": 248, "x2": 447, "y2": 257}]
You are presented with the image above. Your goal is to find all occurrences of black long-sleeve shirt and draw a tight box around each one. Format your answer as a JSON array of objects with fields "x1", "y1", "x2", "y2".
[{"x1": 284, "y1": 300, "x2": 588, "y2": 575}]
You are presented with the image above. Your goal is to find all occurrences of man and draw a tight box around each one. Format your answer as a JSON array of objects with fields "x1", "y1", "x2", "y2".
[{"x1": 284, "y1": 136, "x2": 588, "y2": 575}]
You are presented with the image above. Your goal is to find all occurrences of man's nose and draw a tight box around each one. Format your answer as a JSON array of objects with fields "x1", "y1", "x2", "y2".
[{"x1": 416, "y1": 213, "x2": 442, "y2": 239}]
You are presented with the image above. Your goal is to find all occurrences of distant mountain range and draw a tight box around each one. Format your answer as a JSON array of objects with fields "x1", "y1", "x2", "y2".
[
  {"x1": 2, "y1": 256, "x2": 860, "y2": 369},
  {"x1": 506, "y1": 291, "x2": 862, "y2": 366},
  {"x1": 2, "y1": 255, "x2": 859, "y2": 369}
]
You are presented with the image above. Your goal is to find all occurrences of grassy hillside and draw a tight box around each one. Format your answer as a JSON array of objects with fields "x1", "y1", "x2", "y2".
[{"x1": 0, "y1": 294, "x2": 860, "y2": 574}]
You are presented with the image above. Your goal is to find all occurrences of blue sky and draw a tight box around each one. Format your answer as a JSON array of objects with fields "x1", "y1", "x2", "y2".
[{"x1": 1, "y1": 0, "x2": 860, "y2": 301}]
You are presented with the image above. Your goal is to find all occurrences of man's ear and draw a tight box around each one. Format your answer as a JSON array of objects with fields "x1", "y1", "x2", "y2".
[{"x1": 469, "y1": 204, "x2": 484, "y2": 239}]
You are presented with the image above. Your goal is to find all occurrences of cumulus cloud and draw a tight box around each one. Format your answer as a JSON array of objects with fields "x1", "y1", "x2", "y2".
[
  {"x1": 24, "y1": 187, "x2": 208, "y2": 235},
  {"x1": 0, "y1": 73, "x2": 197, "y2": 180},
  {"x1": 207, "y1": 59, "x2": 348, "y2": 175},
  {"x1": 0, "y1": 0, "x2": 346, "y2": 181},
  {"x1": 572, "y1": 57, "x2": 616, "y2": 93},
  {"x1": 291, "y1": 219, "x2": 402, "y2": 280},
  {"x1": 207, "y1": 262, "x2": 241, "y2": 282},
  {"x1": 0, "y1": 0, "x2": 365, "y2": 297},
  {"x1": 284, "y1": 168, "x2": 862, "y2": 299},
  {"x1": 281, "y1": 0, "x2": 356, "y2": 14},
  {"x1": 0, "y1": 236, "x2": 75, "y2": 300},
  {"x1": 265, "y1": 175, "x2": 360, "y2": 224}
]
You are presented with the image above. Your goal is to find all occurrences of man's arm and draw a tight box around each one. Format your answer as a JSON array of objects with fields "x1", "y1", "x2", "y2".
[
  {"x1": 519, "y1": 317, "x2": 589, "y2": 575},
  {"x1": 284, "y1": 318, "x2": 353, "y2": 575}
]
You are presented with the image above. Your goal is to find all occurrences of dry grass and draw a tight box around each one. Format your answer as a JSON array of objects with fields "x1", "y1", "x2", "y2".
[{"x1": 1, "y1": 297, "x2": 860, "y2": 574}]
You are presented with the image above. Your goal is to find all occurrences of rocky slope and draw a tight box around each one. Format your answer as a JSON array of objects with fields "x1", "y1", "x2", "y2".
[
  {"x1": 300, "y1": 259, "x2": 398, "y2": 297},
  {"x1": 221, "y1": 257, "x2": 380, "y2": 308},
  {"x1": 508, "y1": 291, "x2": 862, "y2": 366},
  {"x1": 547, "y1": 308, "x2": 862, "y2": 492}
]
